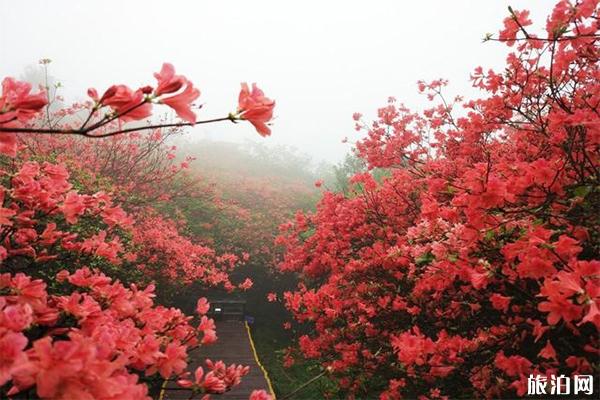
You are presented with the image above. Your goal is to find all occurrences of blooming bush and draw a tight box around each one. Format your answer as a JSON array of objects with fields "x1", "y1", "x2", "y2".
[
  {"x1": 277, "y1": 1, "x2": 599, "y2": 398},
  {"x1": 0, "y1": 63, "x2": 275, "y2": 399}
]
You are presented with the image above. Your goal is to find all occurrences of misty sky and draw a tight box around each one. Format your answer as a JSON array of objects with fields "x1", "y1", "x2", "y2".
[{"x1": 1, "y1": 1, "x2": 553, "y2": 163}]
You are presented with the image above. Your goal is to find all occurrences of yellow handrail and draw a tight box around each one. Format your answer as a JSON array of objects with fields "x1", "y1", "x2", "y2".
[
  {"x1": 245, "y1": 321, "x2": 277, "y2": 399},
  {"x1": 158, "y1": 375, "x2": 168, "y2": 400}
]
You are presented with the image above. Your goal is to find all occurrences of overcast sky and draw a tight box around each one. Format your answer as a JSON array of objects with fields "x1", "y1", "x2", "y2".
[{"x1": 1, "y1": 0, "x2": 554, "y2": 164}]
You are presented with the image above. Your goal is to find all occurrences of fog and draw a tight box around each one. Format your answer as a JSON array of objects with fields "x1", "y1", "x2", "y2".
[{"x1": 1, "y1": 0, "x2": 553, "y2": 163}]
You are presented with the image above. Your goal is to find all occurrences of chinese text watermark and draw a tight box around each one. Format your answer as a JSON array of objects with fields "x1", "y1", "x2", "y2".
[{"x1": 527, "y1": 374, "x2": 594, "y2": 396}]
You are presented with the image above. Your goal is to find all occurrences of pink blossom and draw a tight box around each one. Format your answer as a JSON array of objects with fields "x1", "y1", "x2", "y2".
[
  {"x1": 154, "y1": 63, "x2": 185, "y2": 96},
  {"x1": 0, "y1": 77, "x2": 47, "y2": 123},
  {"x1": 250, "y1": 390, "x2": 273, "y2": 400},
  {"x1": 2, "y1": 304, "x2": 34, "y2": 331},
  {"x1": 100, "y1": 85, "x2": 152, "y2": 122},
  {"x1": 196, "y1": 297, "x2": 210, "y2": 315},
  {"x1": 156, "y1": 65, "x2": 200, "y2": 123},
  {"x1": 157, "y1": 341, "x2": 187, "y2": 378},
  {"x1": 0, "y1": 331, "x2": 30, "y2": 387},
  {"x1": 237, "y1": 83, "x2": 275, "y2": 137},
  {"x1": 61, "y1": 192, "x2": 87, "y2": 224},
  {"x1": 0, "y1": 133, "x2": 17, "y2": 158}
]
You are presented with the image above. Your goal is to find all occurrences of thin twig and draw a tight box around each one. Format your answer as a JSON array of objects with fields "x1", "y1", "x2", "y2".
[
  {"x1": 0, "y1": 116, "x2": 237, "y2": 138},
  {"x1": 280, "y1": 369, "x2": 329, "y2": 400}
]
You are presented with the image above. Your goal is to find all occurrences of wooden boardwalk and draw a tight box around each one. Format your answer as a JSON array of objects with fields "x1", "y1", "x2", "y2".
[{"x1": 160, "y1": 321, "x2": 274, "y2": 400}]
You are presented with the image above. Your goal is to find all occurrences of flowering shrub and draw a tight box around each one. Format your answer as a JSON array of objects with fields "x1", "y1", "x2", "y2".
[
  {"x1": 1, "y1": 268, "x2": 210, "y2": 399},
  {"x1": 277, "y1": 1, "x2": 599, "y2": 398},
  {"x1": 0, "y1": 63, "x2": 275, "y2": 399}
]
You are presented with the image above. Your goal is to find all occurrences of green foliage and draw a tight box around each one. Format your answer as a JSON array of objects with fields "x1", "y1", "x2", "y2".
[{"x1": 251, "y1": 319, "x2": 339, "y2": 399}]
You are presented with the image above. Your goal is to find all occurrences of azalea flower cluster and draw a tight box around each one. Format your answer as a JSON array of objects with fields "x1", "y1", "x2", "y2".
[
  {"x1": 177, "y1": 360, "x2": 249, "y2": 393},
  {"x1": 21, "y1": 127, "x2": 197, "y2": 206},
  {"x1": 0, "y1": 142, "x2": 241, "y2": 292},
  {"x1": 0, "y1": 269, "x2": 220, "y2": 399},
  {"x1": 277, "y1": 1, "x2": 599, "y2": 398},
  {"x1": 0, "y1": 62, "x2": 275, "y2": 142},
  {"x1": 0, "y1": 64, "x2": 275, "y2": 398},
  {"x1": 86, "y1": 62, "x2": 274, "y2": 130},
  {"x1": 175, "y1": 356, "x2": 272, "y2": 399}
]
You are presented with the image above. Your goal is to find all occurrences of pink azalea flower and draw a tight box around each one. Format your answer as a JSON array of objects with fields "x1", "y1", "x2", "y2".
[
  {"x1": 61, "y1": 191, "x2": 87, "y2": 224},
  {"x1": 160, "y1": 83, "x2": 200, "y2": 123},
  {"x1": 154, "y1": 64, "x2": 200, "y2": 123},
  {"x1": 238, "y1": 278, "x2": 253, "y2": 290},
  {"x1": 196, "y1": 297, "x2": 210, "y2": 315},
  {"x1": 198, "y1": 316, "x2": 217, "y2": 345},
  {"x1": 0, "y1": 331, "x2": 30, "y2": 387},
  {"x1": 157, "y1": 341, "x2": 187, "y2": 378},
  {"x1": 154, "y1": 63, "x2": 186, "y2": 96},
  {"x1": 0, "y1": 133, "x2": 17, "y2": 158},
  {"x1": 99, "y1": 85, "x2": 152, "y2": 122},
  {"x1": 237, "y1": 83, "x2": 275, "y2": 137},
  {"x1": 0, "y1": 77, "x2": 47, "y2": 123},
  {"x1": 250, "y1": 389, "x2": 273, "y2": 400},
  {"x1": 202, "y1": 371, "x2": 227, "y2": 393},
  {"x1": 2, "y1": 304, "x2": 34, "y2": 331}
]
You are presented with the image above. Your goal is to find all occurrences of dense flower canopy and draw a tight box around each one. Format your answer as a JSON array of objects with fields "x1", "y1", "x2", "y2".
[
  {"x1": 0, "y1": 64, "x2": 275, "y2": 399},
  {"x1": 277, "y1": 1, "x2": 599, "y2": 398},
  {"x1": 2, "y1": 1, "x2": 599, "y2": 399}
]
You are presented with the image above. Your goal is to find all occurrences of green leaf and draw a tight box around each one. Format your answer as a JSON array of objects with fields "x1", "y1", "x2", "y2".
[
  {"x1": 573, "y1": 185, "x2": 592, "y2": 198},
  {"x1": 415, "y1": 252, "x2": 435, "y2": 266}
]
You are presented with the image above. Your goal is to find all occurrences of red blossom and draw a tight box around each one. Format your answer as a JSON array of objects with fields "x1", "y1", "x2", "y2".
[
  {"x1": 0, "y1": 61, "x2": 270, "y2": 399},
  {"x1": 538, "y1": 340, "x2": 557, "y2": 360},
  {"x1": 499, "y1": 9, "x2": 532, "y2": 45},
  {"x1": 276, "y1": 1, "x2": 600, "y2": 398}
]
